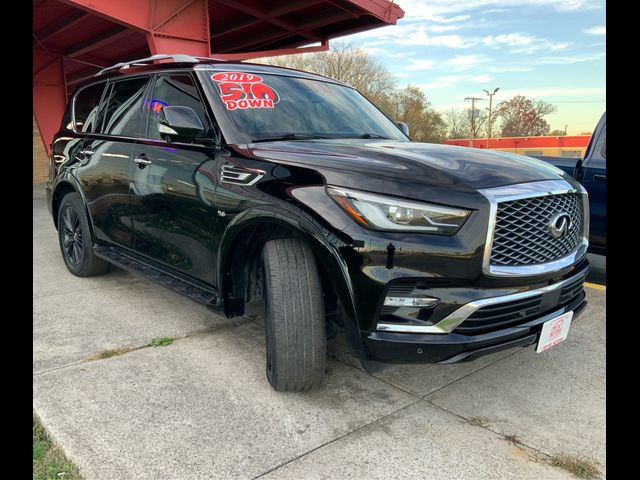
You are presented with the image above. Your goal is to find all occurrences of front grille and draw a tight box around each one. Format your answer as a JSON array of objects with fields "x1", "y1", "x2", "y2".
[{"x1": 490, "y1": 193, "x2": 583, "y2": 267}]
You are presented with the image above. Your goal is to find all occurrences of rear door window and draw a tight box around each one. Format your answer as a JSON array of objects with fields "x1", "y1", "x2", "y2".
[
  {"x1": 73, "y1": 81, "x2": 107, "y2": 132},
  {"x1": 100, "y1": 77, "x2": 149, "y2": 137}
]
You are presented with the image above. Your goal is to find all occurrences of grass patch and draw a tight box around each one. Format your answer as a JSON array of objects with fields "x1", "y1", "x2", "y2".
[
  {"x1": 33, "y1": 415, "x2": 82, "y2": 480},
  {"x1": 83, "y1": 347, "x2": 136, "y2": 362},
  {"x1": 149, "y1": 336, "x2": 173, "y2": 347},
  {"x1": 551, "y1": 454, "x2": 601, "y2": 479},
  {"x1": 469, "y1": 417, "x2": 488, "y2": 427}
]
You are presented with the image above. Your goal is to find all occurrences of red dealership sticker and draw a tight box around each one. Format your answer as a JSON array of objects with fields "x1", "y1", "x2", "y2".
[{"x1": 211, "y1": 72, "x2": 279, "y2": 111}]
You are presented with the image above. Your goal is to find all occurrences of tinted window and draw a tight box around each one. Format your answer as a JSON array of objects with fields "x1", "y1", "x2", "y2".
[
  {"x1": 147, "y1": 74, "x2": 208, "y2": 140},
  {"x1": 101, "y1": 77, "x2": 149, "y2": 137},
  {"x1": 73, "y1": 82, "x2": 106, "y2": 132},
  {"x1": 206, "y1": 73, "x2": 406, "y2": 141}
]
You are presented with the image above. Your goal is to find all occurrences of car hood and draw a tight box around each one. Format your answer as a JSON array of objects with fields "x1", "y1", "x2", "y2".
[{"x1": 246, "y1": 139, "x2": 568, "y2": 190}]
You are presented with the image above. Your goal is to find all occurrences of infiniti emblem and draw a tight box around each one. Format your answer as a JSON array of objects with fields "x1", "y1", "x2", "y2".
[{"x1": 548, "y1": 213, "x2": 572, "y2": 238}]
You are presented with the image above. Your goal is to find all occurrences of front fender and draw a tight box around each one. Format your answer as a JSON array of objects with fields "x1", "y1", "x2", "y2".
[{"x1": 218, "y1": 203, "x2": 365, "y2": 358}]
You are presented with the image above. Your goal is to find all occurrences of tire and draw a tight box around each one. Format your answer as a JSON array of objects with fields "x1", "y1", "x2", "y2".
[
  {"x1": 57, "y1": 192, "x2": 110, "y2": 277},
  {"x1": 262, "y1": 238, "x2": 326, "y2": 391}
]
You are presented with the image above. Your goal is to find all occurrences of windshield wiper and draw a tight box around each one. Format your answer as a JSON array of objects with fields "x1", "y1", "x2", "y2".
[
  {"x1": 251, "y1": 133, "x2": 330, "y2": 143},
  {"x1": 358, "y1": 133, "x2": 391, "y2": 139}
]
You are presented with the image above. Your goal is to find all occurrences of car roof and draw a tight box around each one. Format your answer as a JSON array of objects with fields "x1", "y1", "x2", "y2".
[{"x1": 73, "y1": 59, "x2": 348, "y2": 92}]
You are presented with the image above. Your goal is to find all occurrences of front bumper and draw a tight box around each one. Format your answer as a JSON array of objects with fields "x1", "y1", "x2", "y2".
[{"x1": 361, "y1": 266, "x2": 588, "y2": 364}]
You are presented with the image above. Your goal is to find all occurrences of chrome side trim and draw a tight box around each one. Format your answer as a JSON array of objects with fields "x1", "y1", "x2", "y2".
[
  {"x1": 220, "y1": 164, "x2": 265, "y2": 186},
  {"x1": 479, "y1": 180, "x2": 589, "y2": 277},
  {"x1": 376, "y1": 266, "x2": 588, "y2": 334}
]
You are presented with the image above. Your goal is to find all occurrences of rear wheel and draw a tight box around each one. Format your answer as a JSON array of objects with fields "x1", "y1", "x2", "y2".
[
  {"x1": 57, "y1": 192, "x2": 110, "y2": 277},
  {"x1": 262, "y1": 238, "x2": 326, "y2": 391}
]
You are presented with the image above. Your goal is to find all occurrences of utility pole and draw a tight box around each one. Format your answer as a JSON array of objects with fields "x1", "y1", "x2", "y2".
[
  {"x1": 465, "y1": 97, "x2": 483, "y2": 147},
  {"x1": 483, "y1": 87, "x2": 500, "y2": 149},
  {"x1": 564, "y1": 124, "x2": 568, "y2": 135}
]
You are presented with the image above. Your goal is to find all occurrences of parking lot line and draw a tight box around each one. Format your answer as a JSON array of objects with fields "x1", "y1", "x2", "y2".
[{"x1": 584, "y1": 282, "x2": 606, "y2": 291}]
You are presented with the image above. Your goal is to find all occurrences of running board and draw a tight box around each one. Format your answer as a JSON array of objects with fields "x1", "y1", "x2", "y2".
[{"x1": 94, "y1": 245, "x2": 219, "y2": 307}]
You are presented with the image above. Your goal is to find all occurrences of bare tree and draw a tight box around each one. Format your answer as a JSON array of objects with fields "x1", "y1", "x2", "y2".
[
  {"x1": 444, "y1": 107, "x2": 497, "y2": 139},
  {"x1": 255, "y1": 42, "x2": 396, "y2": 108},
  {"x1": 255, "y1": 43, "x2": 447, "y2": 143},
  {"x1": 443, "y1": 108, "x2": 469, "y2": 139},
  {"x1": 388, "y1": 86, "x2": 447, "y2": 143},
  {"x1": 496, "y1": 95, "x2": 557, "y2": 137}
]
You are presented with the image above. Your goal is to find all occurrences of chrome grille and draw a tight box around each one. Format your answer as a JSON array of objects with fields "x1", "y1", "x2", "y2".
[{"x1": 490, "y1": 193, "x2": 583, "y2": 267}]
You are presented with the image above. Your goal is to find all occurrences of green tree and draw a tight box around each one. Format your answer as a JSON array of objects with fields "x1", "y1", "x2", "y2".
[
  {"x1": 549, "y1": 129, "x2": 567, "y2": 136},
  {"x1": 496, "y1": 95, "x2": 557, "y2": 137}
]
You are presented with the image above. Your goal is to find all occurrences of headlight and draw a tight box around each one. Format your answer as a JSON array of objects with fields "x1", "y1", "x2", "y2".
[{"x1": 327, "y1": 186, "x2": 470, "y2": 234}]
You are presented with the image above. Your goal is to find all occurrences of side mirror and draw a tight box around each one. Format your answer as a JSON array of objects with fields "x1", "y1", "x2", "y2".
[
  {"x1": 396, "y1": 122, "x2": 409, "y2": 137},
  {"x1": 158, "y1": 106, "x2": 205, "y2": 141}
]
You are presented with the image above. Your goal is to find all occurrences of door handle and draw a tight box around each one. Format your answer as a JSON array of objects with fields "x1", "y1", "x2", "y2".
[
  {"x1": 134, "y1": 154, "x2": 152, "y2": 168},
  {"x1": 593, "y1": 174, "x2": 606, "y2": 182}
]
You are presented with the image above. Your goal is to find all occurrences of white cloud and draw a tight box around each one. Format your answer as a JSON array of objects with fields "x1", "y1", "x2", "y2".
[
  {"x1": 423, "y1": 34, "x2": 468, "y2": 47},
  {"x1": 394, "y1": 72, "x2": 410, "y2": 77},
  {"x1": 535, "y1": 53, "x2": 605, "y2": 64},
  {"x1": 433, "y1": 14, "x2": 471, "y2": 23},
  {"x1": 471, "y1": 74, "x2": 494, "y2": 83},
  {"x1": 393, "y1": 28, "x2": 471, "y2": 47},
  {"x1": 488, "y1": 65, "x2": 534, "y2": 73},
  {"x1": 428, "y1": 24, "x2": 461, "y2": 33},
  {"x1": 396, "y1": 0, "x2": 600, "y2": 19},
  {"x1": 448, "y1": 54, "x2": 488, "y2": 67},
  {"x1": 482, "y1": 8, "x2": 510, "y2": 13},
  {"x1": 416, "y1": 75, "x2": 464, "y2": 90},
  {"x1": 406, "y1": 59, "x2": 436, "y2": 70},
  {"x1": 482, "y1": 33, "x2": 570, "y2": 53},
  {"x1": 361, "y1": 46, "x2": 388, "y2": 55},
  {"x1": 583, "y1": 26, "x2": 606, "y2": 36},
  {"x1": 483, "y1": 33, "x2": 534, "y2": 47},
  {"x1": 494, "y1": 87, "x2": 606, "y2": 99}
]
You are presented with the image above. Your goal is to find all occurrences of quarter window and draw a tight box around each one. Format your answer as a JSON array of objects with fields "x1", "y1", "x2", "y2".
[
  {"x1": 73, "y1": 82, "x2": 106, "y2": 132},
  {"x1": 147, "y1": 74, "x2": 208, "y2": 140},
  {"x1": 100, "y1": 78, "x2": 149, "y2": 137}
]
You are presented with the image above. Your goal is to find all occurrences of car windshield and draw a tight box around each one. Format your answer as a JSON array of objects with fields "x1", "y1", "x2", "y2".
[{"x1": 206, "y1": 71, "x2": 408, "y2": 142}]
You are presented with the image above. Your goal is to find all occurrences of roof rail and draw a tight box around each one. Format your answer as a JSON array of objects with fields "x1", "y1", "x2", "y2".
[{"x1": 94, "y1": 54, "x2": 200, "y2": 76}]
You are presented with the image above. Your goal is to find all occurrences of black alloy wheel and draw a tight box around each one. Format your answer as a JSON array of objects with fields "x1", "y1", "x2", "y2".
[
  {"x1": 61, "y1": 206, "x2": 84, "y2": 266},
  {"x1": 57, "y1": 192, "x2": 110, "y2": 277}
]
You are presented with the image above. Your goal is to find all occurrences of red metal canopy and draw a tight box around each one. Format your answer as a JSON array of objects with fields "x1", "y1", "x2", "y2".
[{"x1": 33, "y1": 0, "x2": 404, "y2": 154}]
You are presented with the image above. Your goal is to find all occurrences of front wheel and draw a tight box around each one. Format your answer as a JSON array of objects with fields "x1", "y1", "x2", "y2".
[
  {"x1": 57, "y1": 192, "x2": 110, "y2": 277},
  {"x1": 262, "y1": 238, "x2": 326, "y2": 391}
]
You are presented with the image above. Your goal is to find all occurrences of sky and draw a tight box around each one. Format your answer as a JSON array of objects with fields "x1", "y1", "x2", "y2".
[{"x1": 346, "y1": 0, "x2": 606, "y2": 135}]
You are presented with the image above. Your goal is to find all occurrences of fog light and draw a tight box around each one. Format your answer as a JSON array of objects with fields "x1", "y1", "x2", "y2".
[{"x1": 383, "y1": 296, "x2": 439, "y2": 307}]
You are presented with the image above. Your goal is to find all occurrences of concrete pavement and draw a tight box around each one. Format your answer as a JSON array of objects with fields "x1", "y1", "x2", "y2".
[{"x1": 33, "y1": 184, "x2": 606, "y2": 479}]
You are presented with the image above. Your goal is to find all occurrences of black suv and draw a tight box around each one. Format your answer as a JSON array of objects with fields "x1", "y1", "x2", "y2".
[{"x1": 46, "y1": 54, "x2": 589, "y2": 391}]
